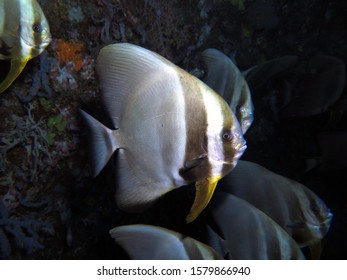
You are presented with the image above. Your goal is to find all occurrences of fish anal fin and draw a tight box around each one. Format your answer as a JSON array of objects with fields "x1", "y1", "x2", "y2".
[
  {"x1": 309, "y1": 241, "x2": 322, "y2": 260},
  {"x1": 186, "y1": 176, "x2": 221, "y2": 223},
  {"x1": 115, "y1": 149, "x2": 174, "y2": 212},
  {"x1": 0, "y1": 58, "x2": 28, "y2": 93}
]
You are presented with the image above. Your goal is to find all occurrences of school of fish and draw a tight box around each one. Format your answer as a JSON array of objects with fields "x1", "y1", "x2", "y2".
[
  {"x1": 106, "y1": 48, "x2": 332, "y2": 260},
  {"x1": 0, "y1": 1, "x2": 334, "y2": 260}
]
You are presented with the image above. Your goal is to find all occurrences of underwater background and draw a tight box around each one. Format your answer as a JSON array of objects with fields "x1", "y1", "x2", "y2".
[{"x1": 0, "y1": 0, "x2": 346, "y2": 259}]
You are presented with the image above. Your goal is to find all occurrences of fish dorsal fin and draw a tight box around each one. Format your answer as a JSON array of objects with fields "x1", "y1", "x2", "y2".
[
  {"x1": 109, "y1": 224, "x2": 222, "y2": 260},
  {"x1": 96, "y1": 43, "x2": 179, "y2": 128},
  {"x1": 201, "y1": 49, "x2": 254, "y2": 133},
  {"x1": 201, "y1": 48, "x2": 248, "y2": 111},
  {"x1": 109, "y1": 224, "x2": 189, "y2": 259},
  {"x1": 205, "y1": 224, "x2": 228, "y2": 259},
  {"x1": 0, "y1": 58, "x2": 28, "y2": 93},
  {"x1": 242, "y1": 55, "x2": 298, "y2": 92}
]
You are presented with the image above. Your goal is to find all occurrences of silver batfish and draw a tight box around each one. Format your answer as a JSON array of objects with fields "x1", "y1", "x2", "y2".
[
  {"x1": 218, "y1": 160, "x2": 333, "y2": 258},
  {"x1": 201, "y1": 48, "x2": 254, "y2": 134},
  {"x1": 80, "y1": 43, "x2": 246, "y2": 223},
  {"x1": 110, "y1": 224, "x2": 223, "y2": 260},
  {"x1": 0, "y1": 0, "x2": 51, "y2": 93},
  {"x1": 206, "y1": 192, "x2": 305, "y2": 259}
]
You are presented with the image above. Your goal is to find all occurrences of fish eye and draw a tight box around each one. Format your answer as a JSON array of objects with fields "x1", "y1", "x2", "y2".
[
  {"x1": 222, "y1": 130, "x2": 234, "y2": 142},
  {"x1": 32, "y1": 23, "x2": 43, "y2": 33}
]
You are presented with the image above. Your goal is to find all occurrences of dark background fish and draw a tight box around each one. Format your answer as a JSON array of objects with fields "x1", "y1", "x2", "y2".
[
  {"x1": 109, "y1": 224, "x2": 223, "y2": 260},
  {"x1": 204, "y1": 192, "x2": 306, "y2": 260},
  {"x1": 218, "y1": 160, "x2": 333, "y2": 259}
]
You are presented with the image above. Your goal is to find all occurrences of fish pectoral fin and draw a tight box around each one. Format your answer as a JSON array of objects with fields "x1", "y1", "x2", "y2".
[
  {"x1": 0, "y1": 58, "x2": 28, "y2": 93},
  {"x1": 309, "y1": 240, "x2": 322, "y2": 260},
  {"x1": 184, "y1": 155, "x2": 207, "y2": 170},
  {"x1": 186, "y1": 176, "x2": 221, "y2": 223}
]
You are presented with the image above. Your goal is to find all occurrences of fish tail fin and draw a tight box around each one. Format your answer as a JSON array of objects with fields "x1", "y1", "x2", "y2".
[{"x1": 79, "y1": 109, "x2": 119, "y2": 177}]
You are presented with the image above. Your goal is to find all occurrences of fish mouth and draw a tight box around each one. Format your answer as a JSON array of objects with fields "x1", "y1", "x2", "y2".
[
  {"x1": 21, "y1": 30, "x2": 52, "y2": 50},
  {"x1": 218, "y1": 143, "x2": 247, "y2": 169},
  {"x1": 39, "y1": 40, "x2": 51, "y2": 50},
  {"x1": 215, "y1": 142, "x2": 247, "y2": 168},
  {"x1": 302, "y1": 212, "x2": 333, "y2": 230},
  {"x1": 43, "y1": 34, "x2": 52, "y2": 45},
  {"x1": 322, "y1": 212, "x2": 333, "y2": 227},
  {"x1": 235, "y1": 143, "x2": 247, "y2": 159},
  {"x1": 37, "y1": 34, "x2": 52, "y2": 49}
]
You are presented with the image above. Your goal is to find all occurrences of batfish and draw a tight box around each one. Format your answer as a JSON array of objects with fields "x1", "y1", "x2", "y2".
[
  {"x1": 205, "y1": 192, "x2": 306, "y2": 259},
  {"x1": 110, "y1": 224, "x2": 222, "y2": 260},
  {"x1": 0, "y1": 0, "x2": 51, "y2": 93},
  {"x1": 80, "y1": 43, "x2": 247, "y2": 223},
  {"x1": 201, "y1": 48, "x2": 254, "y2": 134},
  {"x1": 218, "y1": 160, "x2": 333, "y2": 258}
]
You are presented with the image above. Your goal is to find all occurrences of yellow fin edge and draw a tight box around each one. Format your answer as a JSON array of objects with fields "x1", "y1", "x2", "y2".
[
  {"x1": 186, "y1": 176, "x2": 221, "y2": 223},
  {"x1": 0, "y1": 58, "x2": 29, "y2": 93}
]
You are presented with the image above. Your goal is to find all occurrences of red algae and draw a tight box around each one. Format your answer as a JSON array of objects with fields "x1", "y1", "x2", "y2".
[{"x1": 55, "y1": 39, "x2": 85, "y2": 71}]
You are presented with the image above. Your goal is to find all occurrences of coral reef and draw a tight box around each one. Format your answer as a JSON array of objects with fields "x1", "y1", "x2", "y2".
[
  {"x1": 90, "y1": 0, "x2": 200, "y2": 62},
  {"x1": 0, "y1": 193, "x2": 53, "y2": 259},
  {"x1": 229, "y1": 0, "x2": 246, "y2": 10},
  {"x1": 54, "y1": 39, "x2": 85, "y2": 71},
  {"x1": 14, "y1": 51, "x2": 53, "y2": 103},
  {"x1": 0, "y1": 103, "x2": 51, "y2": 182}
]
